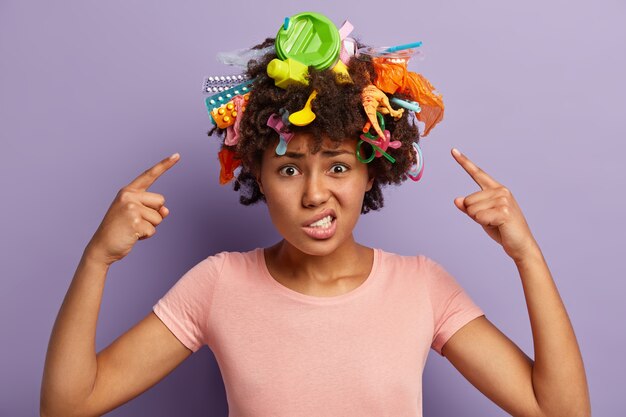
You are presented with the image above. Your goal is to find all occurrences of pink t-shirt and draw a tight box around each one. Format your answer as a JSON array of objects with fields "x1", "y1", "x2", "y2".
[{"x1": 152, "y1": 248, "x2": 485, "y2": 417}]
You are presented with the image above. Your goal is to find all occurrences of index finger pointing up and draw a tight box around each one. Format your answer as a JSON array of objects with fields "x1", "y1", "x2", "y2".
[
  {"x1": 451, "y1": 148, "x2": 500, "y2": 190},
  {"x1": 127, "y1": 153, "x2": 180, "y2": 191}
]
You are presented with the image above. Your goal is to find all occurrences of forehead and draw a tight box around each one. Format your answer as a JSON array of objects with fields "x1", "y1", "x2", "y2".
[{"x1": 266, "y1": 132, "x2": 357, "y2": 156}]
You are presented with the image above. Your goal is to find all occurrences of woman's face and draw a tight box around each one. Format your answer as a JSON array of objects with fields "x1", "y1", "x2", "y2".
[{"x1": 258, "y1": 133, "x2": 374, "y2": 257}]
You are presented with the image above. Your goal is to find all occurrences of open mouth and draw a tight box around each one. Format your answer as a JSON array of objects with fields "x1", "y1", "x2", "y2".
[
  {"x1": 306, "y1": 215, "x2": 334, "y2": 229},
  {"x1": 302, "y1": 215, "x2": 337, "y2": 239}
]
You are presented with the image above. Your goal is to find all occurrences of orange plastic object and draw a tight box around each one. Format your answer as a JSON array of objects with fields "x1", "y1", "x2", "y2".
[
  {"x1": 361, "y1": 84, "x2": 404, "y2": 140},
  {"x1": 211, "y1": 93, "x2": 250, "y2": 129},
  {"x1": 218, "y1": 147, "x2": 241, "y2": 184},
  {"x1": 372, "y1": 58, "x2": 444, "y2": 137}
]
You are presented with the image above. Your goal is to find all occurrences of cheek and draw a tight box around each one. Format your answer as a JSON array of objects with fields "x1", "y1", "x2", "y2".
[
  {"x1": 263, "y1": 179, "x2": 296, "y2": 216},
  {"x1": 351, "y1": 167, "x2": 373, "y2": 193},
  {"x1": 264, "y1": 192, "x2": 289, "y2": 231},
  {"x1": 335, "y1": 180, "x2": 368, "y2": 208}
]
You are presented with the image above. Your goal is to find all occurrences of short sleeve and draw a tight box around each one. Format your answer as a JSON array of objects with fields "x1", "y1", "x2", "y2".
[
  {"x1": 152, "y1": 252, "x2": 226, "y2": 353},
  {"x1": 420, "y1": 255, "x2": 485, "y2": 357}
]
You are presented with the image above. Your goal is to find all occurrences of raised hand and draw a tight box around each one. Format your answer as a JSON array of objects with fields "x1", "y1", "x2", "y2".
[
  {"x1": 84, "y1": 153, "x2": 180, "y2": 266},
  {"x1": 451, "y1": 148, "x2": 539, "y2": 262}
]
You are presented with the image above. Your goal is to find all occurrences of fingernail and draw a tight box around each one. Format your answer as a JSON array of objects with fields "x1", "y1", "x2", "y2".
[
  {"x1": 169, "y1": 153, "x2": 180, "y2": 160},
  {"x1": 452, "y1": 148, "x2": 461, "y2": 156}
]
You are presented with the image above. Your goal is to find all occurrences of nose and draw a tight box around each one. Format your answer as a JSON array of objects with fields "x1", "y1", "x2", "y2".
[{"x1": 301, "y1": 171, "x2": 331, "y2": 208}]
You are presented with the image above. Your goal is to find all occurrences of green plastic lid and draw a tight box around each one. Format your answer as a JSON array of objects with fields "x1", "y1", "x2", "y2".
[{"x1": 275, "y1": 12, "x2": 341, "y2": 71}]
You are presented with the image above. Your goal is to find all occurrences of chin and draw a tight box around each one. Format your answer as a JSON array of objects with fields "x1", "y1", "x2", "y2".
[{"x1": 284, "y1": 234, "x2": 348, "y2": 258}]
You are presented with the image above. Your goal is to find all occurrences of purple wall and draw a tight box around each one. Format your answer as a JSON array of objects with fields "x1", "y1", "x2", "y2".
[{"x1": 1, "y1": 0, "x2": 624, "y2": 415}]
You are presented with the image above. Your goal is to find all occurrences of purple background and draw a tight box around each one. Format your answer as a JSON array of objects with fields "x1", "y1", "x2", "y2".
[{"x1": 1, "y1": 0, "x2": 624, "y2": 415}]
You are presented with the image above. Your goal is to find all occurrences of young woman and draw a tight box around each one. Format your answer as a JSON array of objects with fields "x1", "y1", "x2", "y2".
[{"x1": 41, "y1": 14, "x2": 591, "y2": 417}]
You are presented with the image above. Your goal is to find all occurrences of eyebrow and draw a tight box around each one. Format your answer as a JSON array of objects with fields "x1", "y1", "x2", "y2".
[{"x1": 273, "y1": 149, "x2": 353, "y2": 159}]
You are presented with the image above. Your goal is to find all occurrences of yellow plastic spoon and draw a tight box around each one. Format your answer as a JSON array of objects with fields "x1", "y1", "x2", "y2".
[{"x1": 289, "y1": 90, "x2": 317, "y2": 126}]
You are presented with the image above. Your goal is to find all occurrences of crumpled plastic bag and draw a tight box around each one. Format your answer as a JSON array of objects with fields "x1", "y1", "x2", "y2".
[{"x1": 218, "y1": 147, "x2": 241, "y2": 184}]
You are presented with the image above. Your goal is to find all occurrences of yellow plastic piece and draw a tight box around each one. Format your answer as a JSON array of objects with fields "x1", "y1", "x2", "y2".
[
  {"x1": 331, "y1": 60, "x2": 352, "y2": 84},
  {"x1": 289, "y1": 90, "x2": 317, "y2": 126},
  {"x1": 267, "y1": 58, "x2": 309, "y2": 89}
]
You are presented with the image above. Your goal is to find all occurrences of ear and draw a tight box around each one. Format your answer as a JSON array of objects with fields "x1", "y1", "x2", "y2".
[
  {"x1": 365, "y1": 175, "x2": 375, "y2": 192},
  {"x1": 255, "y1": 171, "x2": 264, "y2": 194}
]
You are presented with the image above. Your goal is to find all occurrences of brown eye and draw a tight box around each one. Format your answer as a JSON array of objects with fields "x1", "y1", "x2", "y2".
[
  {"x1": 331, "y1": 164, "x2": 348, "y2": 174},
  {"x1": 279, "y1": 166, "x2": 300, "y2": 176}
]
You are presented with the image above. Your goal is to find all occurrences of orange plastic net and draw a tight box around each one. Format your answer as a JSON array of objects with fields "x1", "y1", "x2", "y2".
[{"x1": 372, "y1": 58, "x2": 445, "y2": 137}]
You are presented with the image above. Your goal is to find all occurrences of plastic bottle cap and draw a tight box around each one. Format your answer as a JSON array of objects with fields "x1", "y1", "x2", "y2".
[{"x1": 267, "y1": 59, "x2": 288, "y2": 81}]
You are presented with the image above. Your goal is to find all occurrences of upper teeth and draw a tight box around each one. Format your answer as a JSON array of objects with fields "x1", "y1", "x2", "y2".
[{"x1": 309, "y1": 215, "x2": 333, "y2": 228}]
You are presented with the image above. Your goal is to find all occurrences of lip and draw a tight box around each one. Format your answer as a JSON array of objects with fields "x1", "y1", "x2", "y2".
[{"x1": 301, "y1": 209, "x2": 337, "y2": 227}]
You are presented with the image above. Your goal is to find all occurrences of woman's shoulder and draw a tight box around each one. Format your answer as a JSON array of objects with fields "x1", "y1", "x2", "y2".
[
  {"x1": 376, "y1": 247, "x2": 429, "y2": 263},
  {"x1": 376, "y1": 248, "x2": 447, "y2": 274},
  {"x1": 202, "y1": 247, "x2": 261, "y2": 262},
  {"x1": 199, "y1": 247, "x2": 263, "y2": 270},
  {"x1": 178, "y1": 248, "x2": 262, "y2": 282}
]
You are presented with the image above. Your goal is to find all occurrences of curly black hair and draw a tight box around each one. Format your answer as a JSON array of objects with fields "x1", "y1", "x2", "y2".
[{"x1": 208, "y1": 37, "x2": 420, "y2": 214}]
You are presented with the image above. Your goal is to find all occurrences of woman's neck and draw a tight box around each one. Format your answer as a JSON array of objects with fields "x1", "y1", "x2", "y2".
[{"x1": 266, "y1": 238, "x2": 372, "y2": 286}]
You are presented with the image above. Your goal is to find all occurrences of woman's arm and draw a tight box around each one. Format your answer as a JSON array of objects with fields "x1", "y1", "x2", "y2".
[
  {"x1": 516, "y1": 247, "x2": 590, "y2": 416},
  {"x1": 40, "y1": 250, "x2": 109, "y2": 415},
  {"x1": 442, "y1": 148, "x2": 590, "y2": 417},
  {"x1": 441, "y1": 245, "x2": 591, "y2": 417},
  {"x1": 41, "y1": 153, "x2": 185, "y2": 416},
  {"x1": 41, "y1": 249, "x2": 193, "y2": 417}
]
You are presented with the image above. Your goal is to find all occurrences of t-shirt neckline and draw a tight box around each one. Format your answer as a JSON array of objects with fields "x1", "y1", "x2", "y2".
[{"x1": 256, "y1": 247, "x2": 380, "y2": 304}]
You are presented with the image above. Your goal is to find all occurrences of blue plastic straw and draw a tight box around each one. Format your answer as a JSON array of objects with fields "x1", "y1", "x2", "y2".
[
  {"x1": 384, "y1": 41, "x2": 423, "y2": 53},
  {"x1": 390, "y1": 97, "x2": 422, "y2": 113}
]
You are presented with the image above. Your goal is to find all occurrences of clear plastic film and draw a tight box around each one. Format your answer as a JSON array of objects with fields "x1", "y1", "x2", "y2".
[
  {"x1": 216, "y1": 44, "x2": 275, "y2": 67},
  {"x1": 356, "y1": 41, "x2": 424, "y2": 63}
]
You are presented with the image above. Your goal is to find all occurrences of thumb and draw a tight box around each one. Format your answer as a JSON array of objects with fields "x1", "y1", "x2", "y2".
[{"x1": 454, "y1": 197, "x2": 467, "y2": 213}]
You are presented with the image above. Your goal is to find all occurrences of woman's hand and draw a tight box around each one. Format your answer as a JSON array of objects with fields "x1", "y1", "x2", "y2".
[
  {"x1": 450, "y1": 148, "x2": 539, "y2": 262},
  {"x1": 84, "y1": 153, "x2": 180, "y2": 266}
]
